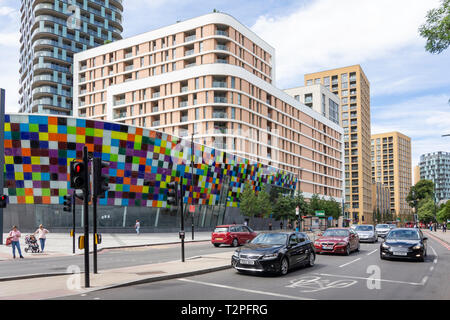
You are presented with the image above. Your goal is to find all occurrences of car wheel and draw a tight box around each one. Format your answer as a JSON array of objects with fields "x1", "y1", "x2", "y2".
[
  {"x1": 213, "y1": 243, "x2": 220, "y2": 247},
  {"x1": 279, "y1": 257, "x2": 289, "y2": 275},
  {"x1": 380, "y1": 252, "x2": 385, "y2": 260},
  {"x1": 232, "y1": 238, "x2": 239, "y2": 247},
  {"x1": 306, "y1": 252, "x2": 315, "y2": 267},
  {"x1": 345, "y1": 245, "x2": 351, "y2": 256}
]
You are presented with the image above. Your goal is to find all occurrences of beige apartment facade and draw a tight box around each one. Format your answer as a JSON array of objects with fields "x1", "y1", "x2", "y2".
[
  {"x1": 73, "y1": 12, "x2": 344, "y2": 202},
  {"x1": 371, "y1": 132, "x2": 412, "y2": 218},
  {"x1": 371, "y1": 182, "x2": 391, "y2": 223},
  {"x1": 305, "y1": 65, "x2": 372, "y2": 224}
]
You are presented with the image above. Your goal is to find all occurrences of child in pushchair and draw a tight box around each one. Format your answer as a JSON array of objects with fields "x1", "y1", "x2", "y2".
[{"x1": 24, "y1": 234, "x2": 40, "y2": 253}]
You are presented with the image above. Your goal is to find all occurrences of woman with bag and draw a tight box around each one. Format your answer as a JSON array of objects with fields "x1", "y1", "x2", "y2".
[{"x1": 7, "y1": 226, "x2": 24, "y2": 259}]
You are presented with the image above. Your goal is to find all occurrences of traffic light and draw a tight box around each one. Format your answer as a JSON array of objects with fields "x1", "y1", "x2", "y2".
[
  {"x1": 63, "y1": 195, "x2": 72, "y2": 212},
  {"x1": 93, "y1": 158, "x2": 109, "y2": 198},
  {"x1": 167, "y1": 181, "x2": 178, "y2": 209},
  {"x1": 70, "y1": 161, "x2": 86, "y2": 189},
  {"x1": 0, "y1": 195, "x2": 8, "y2": 208}
]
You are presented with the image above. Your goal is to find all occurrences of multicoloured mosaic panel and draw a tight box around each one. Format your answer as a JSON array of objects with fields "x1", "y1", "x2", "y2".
[{"x1": 3, "y1": 114, "x2": 297, "y2": 208}]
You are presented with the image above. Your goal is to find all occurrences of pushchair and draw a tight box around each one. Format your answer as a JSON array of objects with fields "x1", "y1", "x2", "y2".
[{"x1": 24, "y1": 234, "x2": 40, "y2": 253}]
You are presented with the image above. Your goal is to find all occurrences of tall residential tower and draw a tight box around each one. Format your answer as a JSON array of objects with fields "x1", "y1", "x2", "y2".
[
  {"x1": 419, "y1": 151, "x2": 450, "y2": 204},
  {"x1": 19, "y1": 0, "x2": 123, "y2": 115},
  {"x1": 371, "y1": 132, "x2": 412, "y2": 218},
  {"x1": 305, "y1": 65, "x2": 372, "y2": 224}
]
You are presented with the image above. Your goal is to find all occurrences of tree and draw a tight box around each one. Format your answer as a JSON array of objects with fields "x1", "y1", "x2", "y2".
[
  {"x1": 239, "y1": 182, "x2": 259, "y2": 218},
  {"x1": 407, "y1": 179, "x2": 435, "y2": 209},
  {"x1": 272, "y1": 195, "x2": 295, "y2": 221},
  {"x1": 417, "y1": 197, "x2": 437, "y2": 223},
  {"x1": 437, "y1": 200, "x2": 450, "y2": 223},
  {"x1": 309, "y1": 194, "x2": 322, "y2": 212},
  {"x1": 293, "y1": 191, "x2": 311, "y2": 217},
  {"x1": 256, "y1": 185, "x2": 272, "y2": 218},
  {"x1": 418, "y1": 0, "x2": 450, "y2": 54}
]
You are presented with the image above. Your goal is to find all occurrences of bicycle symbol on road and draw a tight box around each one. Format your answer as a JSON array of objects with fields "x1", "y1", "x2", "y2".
[{"x1": 286, "y1": 276, "x2": 357, "y2": 293}]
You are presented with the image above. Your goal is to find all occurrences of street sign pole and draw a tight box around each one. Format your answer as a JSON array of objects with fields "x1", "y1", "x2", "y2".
[
  {"x1": 179, "y1": 181, "x2": 185, "y2": 262},
  {"x1": 82, "y1": 146, "x2": 90, "y2": 288},
  {"x1": 191, "y1": 134, "x2": 194, "y2": 240},
  {"x1": 93, "y1": 193, "x2": 98, "y2": 274}
]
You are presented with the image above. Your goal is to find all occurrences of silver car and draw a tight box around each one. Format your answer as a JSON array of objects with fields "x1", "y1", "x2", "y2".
[
  {"x1": 354, "y1": 225, "x2": 377, "y2": 243},
  {"x1": 376, "y1": 224, "x2": 391, "y2": 238}
]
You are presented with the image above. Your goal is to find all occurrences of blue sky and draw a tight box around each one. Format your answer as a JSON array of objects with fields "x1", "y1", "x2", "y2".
[{"x1": 0, "y1": 0, "x2": 449, "y2": 168}]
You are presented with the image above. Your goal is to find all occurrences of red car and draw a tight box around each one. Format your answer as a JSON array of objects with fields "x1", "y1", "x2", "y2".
[
  {"x1": 211, "y1": 224, "x2": 257, "y2": 247},
  {"x1": 314, "y1": 228, "x2": 360, "y2": 255}
]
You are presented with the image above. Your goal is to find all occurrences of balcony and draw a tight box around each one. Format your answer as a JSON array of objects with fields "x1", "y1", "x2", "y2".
[
  {"x1": 179, "y1": 101, "x2": 188, "y2": 108},
  {"x1": 185, "y1": 49, "x2": 195, "y2": 56},
  {"x1": 152, "y1": 120, "x2": 160, "y2": 126},
  {"x1": 216, "y1": 58, "x2": 228, "y2": 64},
  {"x1": 152, "y1": 92, "x2": 160, "y2": 99},
  {"x1": 216, "y1": 30, "x2": 228, "y2": 37},
  {"x1": 181, "y1": 86, "x2": 189, "y2": 93},
  {"x1": 185, "y1": 62, "x2": 196, "y2": 68},
  {"x1": 185, "y1": 35, "x2": 196, "y2": 42},
  {"x1": 214, "y1": 97, "x2": 227, "y2": 103},
  {"x1": 180, "y1": 116, "x2": 188, "y2": 122},
  {"x1": 212, "y1": 112, "x2": 227, "y2": 119},
  {"x1": 216, "y1": 44, "x2": 228, "y2": 51},
  {"x1": 212, "y1": 81, "x2": 227, "y2": 88}
]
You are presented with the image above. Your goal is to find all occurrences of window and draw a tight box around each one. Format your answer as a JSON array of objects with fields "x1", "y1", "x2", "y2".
[
  {"x1": 324, "y1": 77, "x2": 330, "y2": 86},
  {"x1": 306, "y1": 79, "x2": 313, "y2": 86}
]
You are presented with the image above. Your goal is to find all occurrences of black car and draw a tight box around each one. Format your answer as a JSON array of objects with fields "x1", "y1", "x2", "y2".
[
  {"x1": 380, "y1": 228, "x2": 428, "y2": 262},
  {"x1": 231, "y1": 232, "x2": 315, "y2": 275}
]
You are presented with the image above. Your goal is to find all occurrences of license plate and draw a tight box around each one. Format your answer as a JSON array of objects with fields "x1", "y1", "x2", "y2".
[
  {"x1": 322, "y1": 245, "x2": 334, "y2": 250},
  {"x1": 240, "y1": 259, "x2": 255, "y2": 265},
  {"x1": 215, "y1": 238, "x2": 223, "y2": 241},
  {"x1": 393, "y1": 252, "x2": 407, "y2": 256}
]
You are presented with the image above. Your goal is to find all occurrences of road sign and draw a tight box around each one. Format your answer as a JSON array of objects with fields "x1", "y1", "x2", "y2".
[
  {"x1": 328, "y1": 216, "x2": 333, "y2": 221},
  {"x1": 315, "y1": 210, "x2": 325, "y2": 217}
]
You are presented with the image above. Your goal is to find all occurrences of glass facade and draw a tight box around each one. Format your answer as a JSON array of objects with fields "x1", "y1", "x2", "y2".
[{"x1": 19, "y1": 0, "x2": 123, "y2": 115}]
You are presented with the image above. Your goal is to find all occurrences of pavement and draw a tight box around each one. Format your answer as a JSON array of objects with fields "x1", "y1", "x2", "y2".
[
  {"x1": 0, "y1": 231, "x2": 213, "y2": 261},
  {"x1": 0, "y1": 229, "x2": 318, "y2": 300},
  {"x1": 422, "y1": 228, "x2": 450, "y2": 249}
]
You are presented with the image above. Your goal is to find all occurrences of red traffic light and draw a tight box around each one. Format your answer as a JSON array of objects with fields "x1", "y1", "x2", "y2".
[
  {"x1": 74, "y1": 163, "x2": 83, "y2": 173},
  {"x1": 0, "y1": 195, "x2": 6, "y2": 201}
]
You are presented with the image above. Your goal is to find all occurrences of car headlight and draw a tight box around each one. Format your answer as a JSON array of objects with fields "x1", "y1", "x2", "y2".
[
  {"x1": 412, "y1": 244, "x2": 423, "y2": 250},
  {"x1": 314, "y1": 241, "x2": 321, "y2": 245},
  {"x1": 261, "y1": 253, "x2": 278, "y2": 260},
  {"x1": 233, "y1": 251, "x2": 240, "y2": 258},
  {"x1": 382, "y1": 243, "x2": 390, "y2": 249},
  {"x1": 336, "y1": 242, "x2": 347, "y2": 246}
]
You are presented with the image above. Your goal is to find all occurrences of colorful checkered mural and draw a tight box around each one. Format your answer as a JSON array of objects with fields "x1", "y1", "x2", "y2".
[{"x1": 3, "y1": 114, "x2": 297, "y2": 208}]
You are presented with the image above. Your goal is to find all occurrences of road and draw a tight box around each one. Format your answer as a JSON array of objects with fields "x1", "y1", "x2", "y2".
[
  {"x1": 59, "y1": 236, "x2": 450, "y2": 300},
  {"x1": 0, "y1": 241, "x2": 235, "y2": 278}
]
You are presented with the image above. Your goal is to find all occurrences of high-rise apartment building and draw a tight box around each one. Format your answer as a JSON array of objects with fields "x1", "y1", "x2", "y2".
[
  {"x1": 284, "y1": 84, "x2": 340, "y2": 125},
  {"x1": 371, "y1": 132, "x2": 412, "y2": 217},
  {"x1": 419, "y1": 151, "x2": 450, "y2": 204},
  {"x1": 73, "y1": 13, "x2": 345, "y2": 202},
  {"x1": 19, "y1": 0, "x2": 123, "y2": 115},
  {"x1": 305, "y1": 65, "x2": 372, "y2": 224},
  {"x1": 372, "y1": 182, "x2": 391, "y2": 221}
]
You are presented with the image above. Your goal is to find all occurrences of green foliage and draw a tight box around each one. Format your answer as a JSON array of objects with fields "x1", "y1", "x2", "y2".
[
  {"x1": 272, "y1": 195, "x2": 296, "y2": 221},
  {"x1": 418, "y1": 0, "x2": 450, "y2": 54},
  {"x1": 407, "y1": 179, "x2": 435, "y2": 208},
  {"x1": 417, "y1": 197, "x2": 437, "y2": 223},
  {"x1": 437, "y1": 200, "x2": 450, "y2": 223},
  {"x1": 256, "y1": 185, "x2": 272, "y2": 218},
  {"x1": 239, "y1": 182, "x2": 259, "y2": 217}
]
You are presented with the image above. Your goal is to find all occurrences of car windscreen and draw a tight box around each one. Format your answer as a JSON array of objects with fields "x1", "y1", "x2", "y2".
[
  {"x1": 386, "y1": 230, "x2": 420, "y2": 240},
  {"x1": 355, "y1": 225, "x2": 373, "y2": 231},
  {"x1": 251, "y1": 233, "x2": 287, "y2": 245},
  {"x1": 322, "y1": 229, "x2": 349, "y2": 237},
  {"x1": 376, "y1": 224, "x2": 389, "y2": 229},
  {"x1": 214, "y1": 227, "x2": 229, "y2": 233}
]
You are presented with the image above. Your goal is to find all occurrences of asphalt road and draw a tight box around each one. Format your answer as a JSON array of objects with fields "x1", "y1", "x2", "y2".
[
  {"x1": 0, "y1": 241, "x2": 235, "y2": 278},
  {"x1": 59, "y1": 236, "x2": 450, "y2": 300}
]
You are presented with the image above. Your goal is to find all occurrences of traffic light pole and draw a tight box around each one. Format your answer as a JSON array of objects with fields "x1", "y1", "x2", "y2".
[
  {"x1": 191, "y1": 134, "x2": 194, "y2": 241},
  {"x1": 0, "y1": 89, "x2": 5, "y2": 244},
  {"x1": 72, "y1": 193, "x2": 76, "y2": 254},
  {"x1": 82, "y1": 147, "x2": 90, "y2": 288}
]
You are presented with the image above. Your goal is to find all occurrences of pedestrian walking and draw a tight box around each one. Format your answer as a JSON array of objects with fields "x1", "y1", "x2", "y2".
[
  {"x1": 34, "y1": 224, "x2": 49, "y2": 253},
  {"x1": 268, "y1": 222, "x2": 272, "y2": 231},
  {"x1": 443, "y1": 222, "x2": 447, "y2": 233},
  {"x1": 433, "y1": 222, "x2": 437, "y2": 232},
  {"x1": 280, "y1": 221, "x2": 283, "y2": 230},
  {"x1": 429, "y1": 223, "x2": 432, "y2": 231},
  {"x1": 7, "y1": 226, "x2": 24, "y2": 259},
  {"x1": 135, "y1": 220, "x2": 140, "y2": 235}
]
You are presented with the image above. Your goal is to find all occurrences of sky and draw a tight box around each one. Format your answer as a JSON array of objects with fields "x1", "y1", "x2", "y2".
[{"x1": 0, "y1": 0, "x2": 449, "y2": 168}]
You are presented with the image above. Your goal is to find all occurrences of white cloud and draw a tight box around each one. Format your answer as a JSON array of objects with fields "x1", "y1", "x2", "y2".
[
  {"x1": 371, "y1": 94, "x2": 450, "y2": 165},
  {"x1": 251, "y1": 0, "x2": 441, "y2": 88}
]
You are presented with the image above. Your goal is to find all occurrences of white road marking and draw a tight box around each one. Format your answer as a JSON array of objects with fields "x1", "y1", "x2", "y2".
[
  {"x1": 314, "y1": 273, "x2": 424, "y2": 286},
  {"x1": 421, "y1": 276, "x2": 428, "y2": 285},
  {"x1": 367, "y1": 249, "x2": 378, "y2": 256},
  {"x1": 177, "y1": 278, "x2": 314, "y2": 300},
  {"x1": 339, "y1": 258, "x2": 361, "y2": 268},
  {"x1": 430, "y1": 266, "x2": 434, "y2": 272}
]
